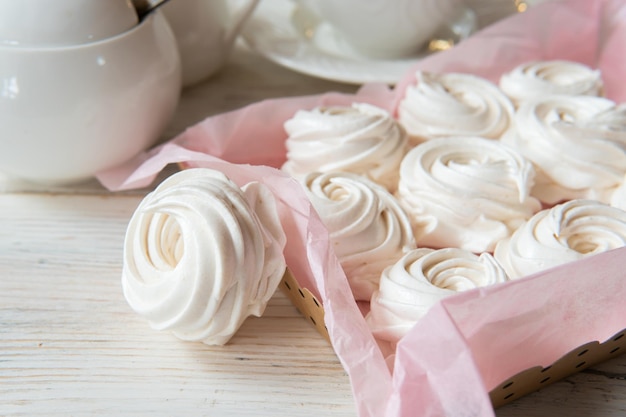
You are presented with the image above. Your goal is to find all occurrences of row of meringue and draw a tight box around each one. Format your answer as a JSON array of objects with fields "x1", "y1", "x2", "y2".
[
  {"x1": 299, "y1": 165, "x2": 626, "y2": 339},
  {"x1": 398, "y1": 60, "x2": 605, "y2": 145},
  {"x1": 367, "y1": 199, "x2": 626, "y2": 344},
  {"x1": 283, "y1": 76, "x2": 626, "y2": 250},
  {"x1": 402, "y1": 88, "x2": 626, "y2": 207},
  {"x1": 283, "y1": 103, "x2": 543, "y2": 254},
  {"x1": 303, "y1": 164, "x2": 626, "y2": 300},
  {"x1": 397, "y1": 62, "x2": 626, "y2": 206}
]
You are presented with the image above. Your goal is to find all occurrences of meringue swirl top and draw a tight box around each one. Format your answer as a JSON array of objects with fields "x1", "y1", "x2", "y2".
[
  {"x1": 367, "y1": 247, "x2": 509, "y2": 343},
  {"x1": 398, "y1": 71, "x2": 515, "y2": 143},
  {"x1": 303, "y1": 171, "x2": 415, "y2": 300},
  {"x1": 396, "y1": 136, "x2": 541, "y2": 253},
  {"x1": 282, "y1": 103, "x2": 408, "y2": 191},
  {"x1": 494, "y1": 199, "x2": 626, "y2": 279},
  {"x1": 610, "y1": 175, "x2": 626, "y2": 211},
  {"x1": 122, "y1": 168, "x2": 287, "y2": 345},
  {"x1": 499, "y1": 60, "x2": 604, "y2": 104},
  {"x1": 501, "y1": 95, "x2": 626, "y2": 205}
]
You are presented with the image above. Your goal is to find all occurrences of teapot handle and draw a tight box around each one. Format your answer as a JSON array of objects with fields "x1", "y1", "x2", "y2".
[{"x1": 224, "y1": 0, "x2": 260, "y2": 48}]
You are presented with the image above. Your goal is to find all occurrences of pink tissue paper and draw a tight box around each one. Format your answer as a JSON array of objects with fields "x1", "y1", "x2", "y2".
[{"x1": 98, "y1": 0, "x2": 626, "y2": 416}]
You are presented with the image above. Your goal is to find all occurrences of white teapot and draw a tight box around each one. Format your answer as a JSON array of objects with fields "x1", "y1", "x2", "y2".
[{"x1": 161, "y1": 0, "x2": 260, "y2": 87}]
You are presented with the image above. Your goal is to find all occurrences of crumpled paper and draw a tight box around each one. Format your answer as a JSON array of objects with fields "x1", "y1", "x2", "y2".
[{"x1": 98, "y1": 0, "x2": 626, "y2": 416}]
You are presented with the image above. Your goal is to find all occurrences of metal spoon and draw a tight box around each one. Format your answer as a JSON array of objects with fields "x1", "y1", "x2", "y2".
[{"x1": 132, "y1": 0, "x2": 173, "y2": 21}]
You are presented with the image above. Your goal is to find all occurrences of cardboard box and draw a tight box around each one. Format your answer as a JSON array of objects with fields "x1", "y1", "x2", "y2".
[{"x1": 279, "y1": 268, "x2": 626, "y2": 409}]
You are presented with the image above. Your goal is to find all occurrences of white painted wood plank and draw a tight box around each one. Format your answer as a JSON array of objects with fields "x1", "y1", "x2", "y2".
[{"x1": 0, "y1": 194, "x2": 356, "y2": 417}]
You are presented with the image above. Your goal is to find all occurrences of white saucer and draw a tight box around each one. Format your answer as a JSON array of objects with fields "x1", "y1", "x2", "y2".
[{"x1": 239, "y1": 0, "x2": 428, "y2": 85}]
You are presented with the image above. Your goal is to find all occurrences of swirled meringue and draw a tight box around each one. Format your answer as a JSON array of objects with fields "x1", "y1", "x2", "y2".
[
  {"x1": 396, "y1": 136, "x2": 541, "y2": 253},
  {"x1": 494, "y1": 199, "x2": 626, "y2": 279},
  {"x1": 500, "y1": 60, "x2": 604, "y2": 104},
  {"x1": 122, "y1": 168, "x2": 287, "y2": 345},
  {"x1": 610, "y1": 175, "x2": 626, "y2": 211},
  {"x1": 302, "y1": 171, "x2": 416, "y2": 300},
  {"x1": 397, "y1": 71, "x2": 514, "y2": 144},
  {"x1": 367, "y1": 248, "x2": 509, "y2": 343},
  {"x1": 282, "y1": 103, "x2": 408, "y2": 191},
  {"x1": 501, "y1": 95, "x2": 626, "y2": 205}
]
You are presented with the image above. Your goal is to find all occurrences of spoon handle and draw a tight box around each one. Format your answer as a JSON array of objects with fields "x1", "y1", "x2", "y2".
[{"x1": 132, "y1": 0, "x2": 173, "y2": 21}]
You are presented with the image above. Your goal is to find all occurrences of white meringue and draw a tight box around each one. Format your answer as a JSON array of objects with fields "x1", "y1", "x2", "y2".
[
  {"x1": 282, "y1": 103, "x2": 408, "y2": 191},
  {"x1": 367, "y1": 248, "x2": 509, "y2": 344},
  {"x1": 122, "y1": 168, "x2": 287, "y2": 345},
  {"x1": 610, "y1": 174, "x2": 626, "y2": 211},
  {"x1": 494, "y1": 199, "x2": 626, "y2": 279},
  {"x1": 396, "y1": 136, "x2": 541, "y2": 253},
  {"x1": 500, "y1": 60, "x2": 604, "y2": 104},
  {"x1": 302, "y1": 171, "x2": 416, "y2": 300},
  {"x1": 398, "y1": 71, "x2": 514, "y2": 144},
  {"x1": 502, "y1": 95, "x2": 626, "y2": 205}
]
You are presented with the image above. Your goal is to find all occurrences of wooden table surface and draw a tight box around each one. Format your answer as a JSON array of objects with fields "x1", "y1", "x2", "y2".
[{"x1": 1, "y1": 43, "x2": 625, "y2": 417}]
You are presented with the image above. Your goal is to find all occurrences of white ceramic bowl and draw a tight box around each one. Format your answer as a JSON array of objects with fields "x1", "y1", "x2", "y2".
[
  {"x1": 0, "y1": 11, "x2": 182, "y2": 184},
  {"x1": 0, "y1": 0, "x2": 139, "y2": 47}
]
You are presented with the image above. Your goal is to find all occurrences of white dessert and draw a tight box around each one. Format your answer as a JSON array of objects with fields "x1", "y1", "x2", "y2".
[
  {"x1": 398, "y1": 71, "x2": 514, "y2": 144},
  {"x1": 501, "y1": 94, "x2": 626, "y2": 205},
  {"x1": 302, "y1": 171, "x2": 416, "y2": 300},
  {"x1": 396, "y1": 136, "x2": 541, "y2": 253},
  {"x1": 500, "y1": 60, "x2": 604, "y2": 104},
  {"x1": 494, "y1": 199, "x2": 626, "y2": 279},
  {"x1": 610, "y1": 174, "x2": 626, "y2": 211},
  {"x1": 367, "y1": 248, "x2": 509, "y2": 344},
  {"x1": 282, "y1": 103, "x2": 408, "y2": 191},
  {"x1": 122, "y1": 168, "x2": 287, "y2": 345}
]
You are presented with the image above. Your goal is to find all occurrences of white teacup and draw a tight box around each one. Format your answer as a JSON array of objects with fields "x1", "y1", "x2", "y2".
[
  {"x1": 162, "y1": 0, "x2": 260, "y2": 87},
  {"x1": 0, "y1": 11, "x2": 181, "y2": 184},
  {"x1": 298, "y1": 0, "x2": 477, "y2": 59}
]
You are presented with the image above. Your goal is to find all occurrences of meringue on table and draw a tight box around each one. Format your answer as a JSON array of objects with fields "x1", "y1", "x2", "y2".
[{"x1": 122, "y1": 168, "x2": 287, "y2": 345}]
